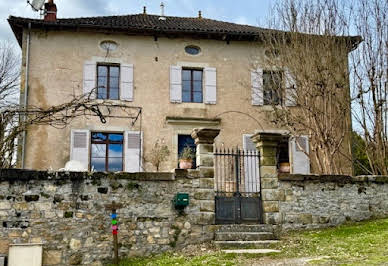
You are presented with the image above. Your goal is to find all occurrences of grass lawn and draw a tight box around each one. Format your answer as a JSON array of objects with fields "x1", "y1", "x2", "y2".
[{"x1": 109, "y1": 218, "x2": 388, "y2": 265}]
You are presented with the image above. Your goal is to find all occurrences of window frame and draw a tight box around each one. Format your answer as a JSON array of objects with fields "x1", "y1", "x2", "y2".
[
  {"x1": 96, "y1": 63, "x2": 120, "y2": 100},
  {"x1": 182, "y1": 68, "x2": 203, "y2": 103},
  {"x1": 90, "y1": 132, "x2": 124, "y2": 172},
  {"x1": 263, "y1": 70, "x2": 284, "y2": 106}
]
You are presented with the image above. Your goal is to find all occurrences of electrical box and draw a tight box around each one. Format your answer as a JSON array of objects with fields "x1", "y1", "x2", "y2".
[{"x1": 173, "y1": 193, "x2": 189, "y2": 209}]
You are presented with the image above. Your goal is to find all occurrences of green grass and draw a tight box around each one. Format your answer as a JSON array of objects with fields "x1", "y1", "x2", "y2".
[{"x1": 108, "y1": 218, "x2": 388, "y2": 266}]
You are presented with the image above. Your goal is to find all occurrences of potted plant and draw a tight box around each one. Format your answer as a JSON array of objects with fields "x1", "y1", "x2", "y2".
[{"x1": 179, "y1": 146, "x2": 195, "y2": 169}]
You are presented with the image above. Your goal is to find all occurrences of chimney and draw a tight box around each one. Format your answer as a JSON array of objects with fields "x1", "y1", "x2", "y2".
[
  {"x1": 44, "y1": 0, "x2": 57, "y2": 22},
  {"x1": 143, "y1": 6, "x2": 147, "y2": 15},
  {"x1": 198, "y1": 10, "x2": 202, "y2": 19},
  {"x1": 159, "y1": 2, "x2": 166, "y2": 20},
  {"x1": 160, "y1": 2, "x2": 165, "y2": 17}
]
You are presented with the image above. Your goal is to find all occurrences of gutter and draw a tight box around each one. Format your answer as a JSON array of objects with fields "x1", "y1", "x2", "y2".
[{"x1": 21, "y1": 22, "x2": 31, "y2": 169}]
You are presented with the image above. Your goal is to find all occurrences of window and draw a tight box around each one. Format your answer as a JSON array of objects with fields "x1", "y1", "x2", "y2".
[
  {"x1": 185, "y1": 45, "x2": 201, "y2": 55},
  {"x1": 263, "y1": 70, "x2": 283, "y2": 105},
  {"x1": 97, "y1": 64, "x2": 120, "y2": 100},
  {"x1": 91, "y1": 132, "x2": 123, "y2": 171},
  {"x1": 182, "y1": 69, "x2": 203, "y2": 103},
  {"x1": 178, "y1": 135, "x2": 196, "y2": 169}
]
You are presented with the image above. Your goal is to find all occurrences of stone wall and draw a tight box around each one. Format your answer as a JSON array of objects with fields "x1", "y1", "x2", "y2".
[
  {"x1": 277, "y1": 174, "x2": 388, "y2": 230},
  {"x1": 0, "y1": 169, "x2": 216, "y2": 265}
]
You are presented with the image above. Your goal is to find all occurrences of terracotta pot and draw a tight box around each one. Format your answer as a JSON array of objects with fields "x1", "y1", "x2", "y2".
[
  {"x1": 179, "y1": 159, "x2": 193, "y2": 169},
  {"x1": 279, "y1": 162, "x2": 290, "y2": 173}
]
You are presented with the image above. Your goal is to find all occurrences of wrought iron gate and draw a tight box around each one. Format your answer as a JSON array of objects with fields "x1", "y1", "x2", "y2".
[{"x1": 214, "y1": 147, "x2": 262, "y2": 224}]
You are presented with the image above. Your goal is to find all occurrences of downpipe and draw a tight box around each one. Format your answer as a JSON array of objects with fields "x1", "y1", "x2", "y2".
[{"x1": 21, "y1": 22, "x2": 31, "y2": 169}]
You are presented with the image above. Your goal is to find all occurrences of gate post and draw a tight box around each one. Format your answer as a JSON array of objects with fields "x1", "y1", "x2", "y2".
[
  {"x1": 251, "y1": 132, "x2": 284, "y2": 225},
  {"x1": 191, "y1": 128, "x2": 220, "y2": 225}
]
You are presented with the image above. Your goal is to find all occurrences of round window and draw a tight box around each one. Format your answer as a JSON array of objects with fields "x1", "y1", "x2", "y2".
[
  {"x1": 100, "y1": 40, "x2": 118, "y2": 52},
  {"x1": 185, "y1": 46, "x2": 201, "y2": 55}
]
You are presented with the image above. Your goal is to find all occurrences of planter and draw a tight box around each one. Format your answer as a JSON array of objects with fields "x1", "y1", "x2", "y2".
[
  {"x1": 179, "y1": 159, "x2": 193, "y2": 169},
  {"x1": 279, "y1": 162, "x2": 290, "y2": 173}
]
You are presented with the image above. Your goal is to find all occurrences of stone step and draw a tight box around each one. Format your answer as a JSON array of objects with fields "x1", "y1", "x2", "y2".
[
  {"x1": 215, "y1": 232, "x2": 275, "y2": 241},
  {"x1": 222, "y1": 249, "x2": 281, "y2": 254},
  {"x1": 216, "y1": 224, "x2": 273, "y2": 233},
  {"x1": 214, "y1": 240, "x2": 280, "y2": 249}
]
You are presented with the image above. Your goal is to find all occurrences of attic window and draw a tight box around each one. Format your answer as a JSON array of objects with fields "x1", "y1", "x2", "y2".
[
  {"x1": 185, "y1": 46, "x2": 201, "y2": 55},
  {"x1": 100, "y1": 41, "x2": 118, "y2": 52}
]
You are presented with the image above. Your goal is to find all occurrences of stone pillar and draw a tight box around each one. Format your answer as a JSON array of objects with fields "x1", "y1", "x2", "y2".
[
  {"x1": 191, "y1": 128, "x2": 220, "y2": 225},
  {"x1": 251, "y1": 132, "x2": 284, "y2": 225}
]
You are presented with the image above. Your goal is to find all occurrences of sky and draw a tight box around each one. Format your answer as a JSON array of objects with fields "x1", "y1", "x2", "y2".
[{"x1": 0, "y1": 0, "x2": 274, "y2": 49}]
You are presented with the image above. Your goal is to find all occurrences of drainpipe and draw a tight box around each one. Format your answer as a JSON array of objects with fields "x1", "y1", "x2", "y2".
[{"x1": 21, "y1": 22, "x2": 31, "y2": 169}]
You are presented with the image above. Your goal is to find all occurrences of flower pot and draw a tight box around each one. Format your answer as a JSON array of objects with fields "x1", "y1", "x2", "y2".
[
  {"x1": 179, "y1": 159, "x2": 193, "y2": 169},
  {"x1": 279, "y1": 162, "x2": 290, "y2": 173}
]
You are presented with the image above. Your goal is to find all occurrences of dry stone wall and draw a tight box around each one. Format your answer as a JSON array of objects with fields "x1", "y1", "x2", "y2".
[
  {"x1": 278, "y1": 175, "x2": 388, "y2": 230},
  {"x1": 0, "y1": 169, "x2": 216, "y2": 265}
]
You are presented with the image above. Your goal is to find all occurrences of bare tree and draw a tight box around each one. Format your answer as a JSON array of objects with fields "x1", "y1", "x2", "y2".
[
  {"x1": 351, "y1": 0, "x2": 387, "y2": 175},
  {"x1": 256, "y1": 0, "x2": 359, "y2": 174},
  {"x1": 0, "y1": 41, "x2": 20, "y2": 168}
]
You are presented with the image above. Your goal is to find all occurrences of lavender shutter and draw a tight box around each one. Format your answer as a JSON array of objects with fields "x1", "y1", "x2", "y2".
[
  {"x1": 124, "y1": 131, "x2": 143, "y2": 172},
  {"x1": 70, "y1": 130, "x2": 90, "y2": 171},
  {"x1": 204, "y1": 67, "x2": 217, "y2": 104},
  {"x1": 251, "y1": 69, "x2": 263, "y2": 105},
  {"x1": 83, "y1": 61, "x2": 96, "y2": 98},
  {"x1": 170, "y1": 66, "x2": 182, "y2": 103},
  {"x1": 290, "y1": 135, "x2": 310, "y2": 174},
  {"x1": 120, "y1": 64, "x2": 134, "y2": 101}
]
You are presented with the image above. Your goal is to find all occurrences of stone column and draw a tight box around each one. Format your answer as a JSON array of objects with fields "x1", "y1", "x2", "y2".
[
  {"x1": 251, "y1": 132, "x2": 284, "y2": 225},
  {"x1": 191, "y1": 128, "x2": 220, "y2": 225}
]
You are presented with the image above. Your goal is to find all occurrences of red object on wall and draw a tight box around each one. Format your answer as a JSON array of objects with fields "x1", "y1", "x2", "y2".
[{"x1": 44, "y1": 0, "x2": 57, "y2": 22}]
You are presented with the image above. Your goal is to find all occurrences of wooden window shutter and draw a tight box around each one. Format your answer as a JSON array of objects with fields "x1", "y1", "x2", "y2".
[
  {"x1": 70, "y1": 129, "x2": 90, "y2": 171},
  {"x1": 284, "y1": 69, "x2": 297, "y2": 107},
  {"x1": 170, "y1": 66, "x2": 182, "y2": 103},
  {"x1": 290, "y1": 135, "x2": 310, "y2": 174},
  {"x1": 83, "y1": 61, "x2": 96, "y2": 98},
  {"x1": 204, "y1": 67, "x2": 217, "y2": 104},
  {"x1": 251, "y1": 69, "x2": 264, "y2": 105},
  {"x1": 120, "y1": 64, "x2": 134, "y2": 101},
  {"x1": 124, "y1": 131, "x2": 143, "y2": 172}
]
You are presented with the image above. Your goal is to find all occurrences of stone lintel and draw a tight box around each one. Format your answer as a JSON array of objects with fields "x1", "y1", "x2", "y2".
[{"x1": 191, "y1": 128, "x2": 220, "y2": 145}]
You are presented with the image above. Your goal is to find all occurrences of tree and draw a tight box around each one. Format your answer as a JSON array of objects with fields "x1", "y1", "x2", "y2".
[
  {"x1": 0, "y1": 41, "x2": 20, "y2": 168},
  {"x1": 146, "y1": 138, "x2": 170, "y2": 171},
  {"x1": 351, "y1": 131, "x2": 372, "y2": 175},
  {"x1": 351, "y1": 0, "x2": 387, "y2": 175},
  {"x1": 256, "y1": 0, "x2": 358, "y2": 174}
]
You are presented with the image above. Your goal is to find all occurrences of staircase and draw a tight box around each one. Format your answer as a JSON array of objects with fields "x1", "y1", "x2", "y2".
[{"x1": 214, "y1": 224, "x2": 281, "y2": 254}]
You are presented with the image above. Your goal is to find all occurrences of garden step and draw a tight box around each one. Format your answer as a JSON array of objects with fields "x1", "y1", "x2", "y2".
[
  {"x1": 216, "y1": 224, "x2": 274, "y2": 233},
  {"x1": 215, "y1": 232, "x2": 275, "y2": 241},
  {"x1": 214, "y1": 240, "x2": 280, "y2": 249},
  {"x1": 222, "y1": 249, "x2": 281, "y2": 254}
]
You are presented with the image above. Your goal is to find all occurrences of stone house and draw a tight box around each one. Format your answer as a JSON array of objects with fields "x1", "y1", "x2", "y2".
[{"x1": 8, "y1": 2, "x2": 354, "y2": 174}]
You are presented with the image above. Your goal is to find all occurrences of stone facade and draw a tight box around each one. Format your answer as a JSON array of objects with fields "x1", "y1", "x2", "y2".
[
  {"x1": 12, "y1": 20, "x2": 352, "y2": 174},
  {"x1": 277, "y1": 175, "x2": 388, "y2": 230},
  {"x1": 0, "y1": 169, "x2": 216, "y2": 265}
]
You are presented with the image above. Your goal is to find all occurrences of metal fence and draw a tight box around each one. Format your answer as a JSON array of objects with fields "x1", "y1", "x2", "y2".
[{"x1": 214, "y1": 147, "x2": 260, "y2": 196}]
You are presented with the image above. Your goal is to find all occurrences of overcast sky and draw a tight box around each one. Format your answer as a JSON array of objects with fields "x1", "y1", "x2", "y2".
[{"x1": 1, "y1": 0, "x2": 274, "y2": 49}]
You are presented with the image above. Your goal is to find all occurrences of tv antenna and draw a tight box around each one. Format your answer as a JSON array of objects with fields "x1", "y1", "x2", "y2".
[{"x1": 27, "y1": 0, "x2": 46, "y2": 11}]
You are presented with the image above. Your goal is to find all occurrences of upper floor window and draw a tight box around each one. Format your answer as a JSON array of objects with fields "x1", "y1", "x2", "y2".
[
  {"x1": 97, "y1": 64, "x2": 120, "y2": 100},
  {"x1": 185, "y1": 45, "x2": 201, "y2": 55},
  {"x1": 91, "y1": 132, "x2": 123, "y2": 172},
  {"x1": 182, "y1": 69, "x2": 203, "y2": 103},
  {"x1": 263, "y1": 70, "x2": 283, "y2": 105}
]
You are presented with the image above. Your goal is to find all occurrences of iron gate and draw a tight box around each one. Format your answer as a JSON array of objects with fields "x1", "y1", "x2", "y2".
[{"x1": 214, "y1": 147, "x2": 262, "y2": 224}]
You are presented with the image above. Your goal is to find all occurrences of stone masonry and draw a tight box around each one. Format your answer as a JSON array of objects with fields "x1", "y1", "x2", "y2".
[{"x1": 0, "y1": 169, "x2": 217, "y2": 265}]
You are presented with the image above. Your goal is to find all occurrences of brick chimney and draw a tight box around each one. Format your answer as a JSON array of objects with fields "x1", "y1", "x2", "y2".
[{"x1": 44, "y1": 0, "x2": 57, "y2": 22}]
